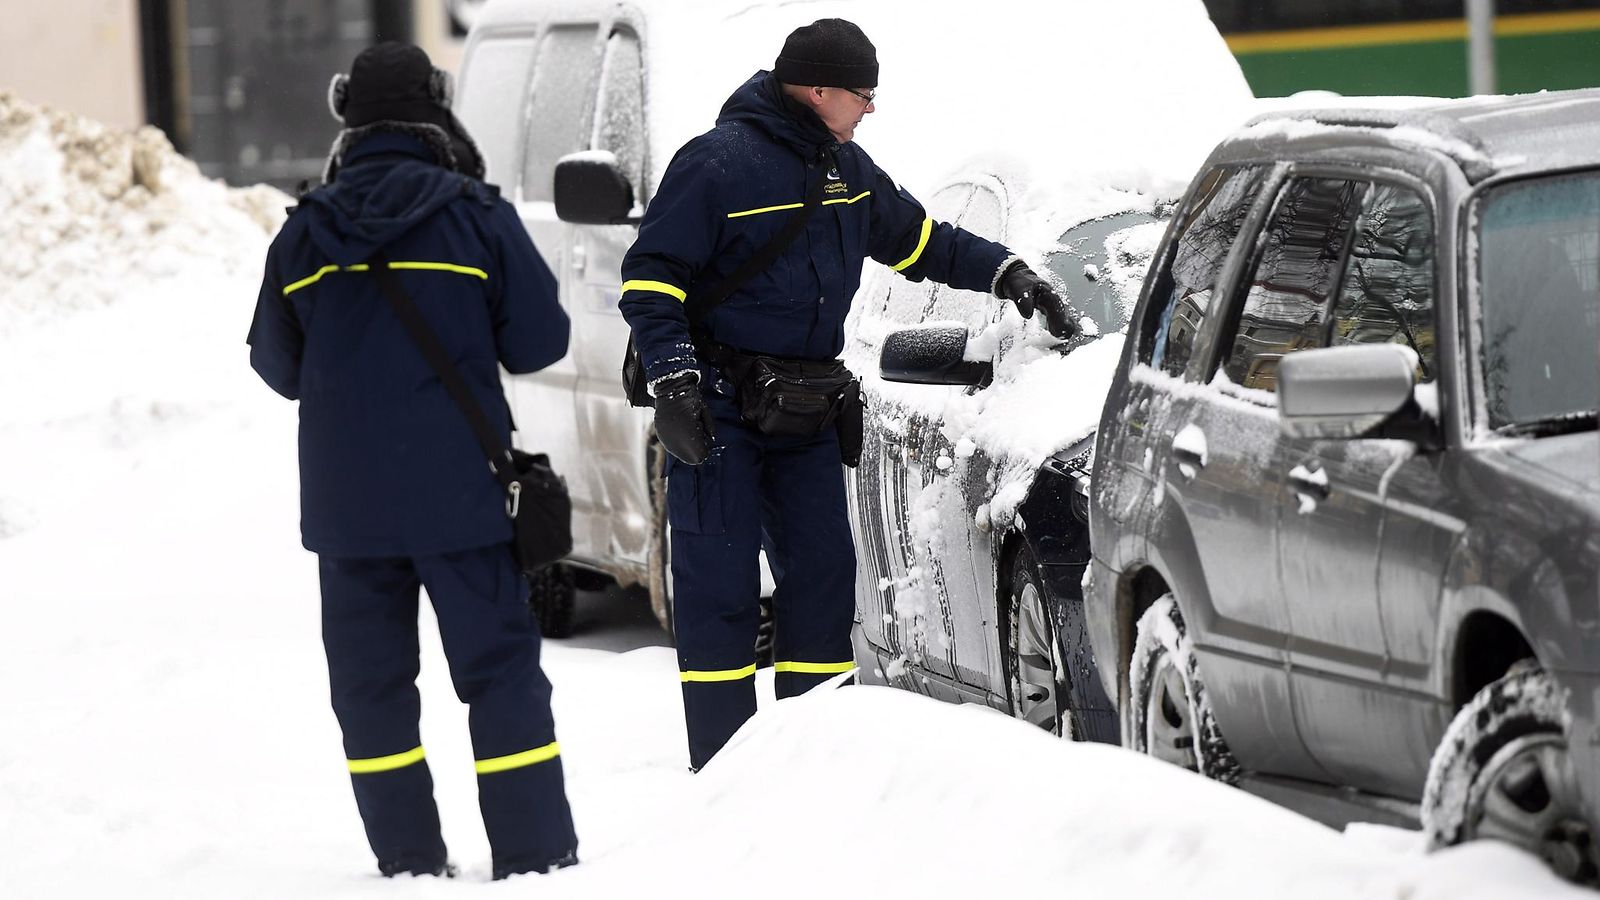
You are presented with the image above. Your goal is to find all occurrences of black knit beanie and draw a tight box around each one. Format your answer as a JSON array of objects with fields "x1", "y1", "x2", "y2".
[
  {"x1": 336, "y1": 42, "x2": 450, "y2": 129},
  {"x1": 773, "y1": 18, "x2": 878, "y2": 88}
]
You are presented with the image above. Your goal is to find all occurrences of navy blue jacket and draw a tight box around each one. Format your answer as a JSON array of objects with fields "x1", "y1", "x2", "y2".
[
  {"x1": 620, "y1": 71, "x2": 1012, "y2": 383},
  {"x1": 248, "y1": 134, "x2": 569, "y2": 557}
]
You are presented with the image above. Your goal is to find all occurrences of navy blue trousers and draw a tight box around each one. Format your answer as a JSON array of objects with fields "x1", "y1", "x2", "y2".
[
  {"x1": 667, "y1": 387, "x2": 858, "y2": 770},
  {"x1": 319, "y1": 544, "x2": 577, "y2": 876}
]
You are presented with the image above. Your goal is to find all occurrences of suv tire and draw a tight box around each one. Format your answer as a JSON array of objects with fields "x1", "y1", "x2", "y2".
[
  {"x1": 1423, "y1": 666, "x2": 1599, "y2": 885},
  {"x1": 1129, "y1": 595, "x2": 1240, "y2": 784},
  {"x1": 1005, "y1": 543, "x2": 1071, "y2": 737},
  {"x1": 527, "y1": 563, "x2": 577, "y2": 638}
]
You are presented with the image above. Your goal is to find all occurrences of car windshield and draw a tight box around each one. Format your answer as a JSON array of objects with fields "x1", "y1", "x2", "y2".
[
  {"x1": 1042, "y1": 210, "x2": 1164, "y2": 336},
  {"x1": 1476, "y1": 170, "x2": 1600, "y2": 432}
]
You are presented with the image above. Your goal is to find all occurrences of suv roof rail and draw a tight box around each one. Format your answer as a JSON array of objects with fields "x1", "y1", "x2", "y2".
[{"x1": 1239, "y1": 107, "x2": 1495, "y2": 182}]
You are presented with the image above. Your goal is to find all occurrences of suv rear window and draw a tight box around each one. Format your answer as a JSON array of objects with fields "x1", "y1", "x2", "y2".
[{"x1": 1142, "y1": 165, "x2": 1266, "y2": 377}]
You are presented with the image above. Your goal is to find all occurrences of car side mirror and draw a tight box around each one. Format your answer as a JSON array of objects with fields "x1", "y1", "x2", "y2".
[
  {"x1": 553, "y1": 151, "x2": 639, "y2": 225},
  {"x1": 879, "y1": 324, "x2": 993, "y2": 387},
  {"x1": 1278, "y1": 344, "x2": 1420, "y2": 440}
]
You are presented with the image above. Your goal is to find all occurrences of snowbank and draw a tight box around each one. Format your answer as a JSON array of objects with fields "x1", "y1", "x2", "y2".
[{"x1": 0, "y1": 90, "x2": 286, "y2": 334}]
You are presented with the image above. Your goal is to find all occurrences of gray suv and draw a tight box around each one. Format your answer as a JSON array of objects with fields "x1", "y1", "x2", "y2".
[{"x1": 1088, "y1": 91, "x2": 1600, "y2": 882}]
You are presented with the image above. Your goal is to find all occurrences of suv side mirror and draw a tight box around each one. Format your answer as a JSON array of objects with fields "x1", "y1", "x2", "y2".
[
  {"x1": 553, "y1": 151, "x2": 639, "y2": 225},
  {"x1": 879, "y1": 324, "x2": 993, "y2": 387},
  {"x1": 1278, "y1": 344, "x2": 1419, "y2": 440}
]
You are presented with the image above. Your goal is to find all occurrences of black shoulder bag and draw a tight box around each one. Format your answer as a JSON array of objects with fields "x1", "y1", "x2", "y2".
[
  {"x1": 371, "y1": 255, "x2": 573, "y2": 575},
  {"x1": 622, "y1": 162, "x2": 827, "y2": 408}
]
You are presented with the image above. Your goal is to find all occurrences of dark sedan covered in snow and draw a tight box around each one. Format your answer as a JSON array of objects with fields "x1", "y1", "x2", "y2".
[{"x1": 841, "y1": 158, "x2": 1172, "y2": 742}]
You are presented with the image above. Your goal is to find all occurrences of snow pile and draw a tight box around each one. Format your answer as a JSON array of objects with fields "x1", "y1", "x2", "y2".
[{"x1": 0, "y1": 90, "x2": 287, "y2": 333}]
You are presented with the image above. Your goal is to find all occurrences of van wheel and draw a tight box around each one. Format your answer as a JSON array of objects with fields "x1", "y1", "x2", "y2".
[
  {"x1": 528, "y1": 564, "x2": 577, "y2": 638},
  {"x1": 1128, "y1": 595, "x2": 1240, "y2": 784},
  {"x1": 1424, "y1": 667, "x2": 1599, "y2": 885},
  {"x1": 1005, "y1": 543, "x2": 1071, "y2": 737}
]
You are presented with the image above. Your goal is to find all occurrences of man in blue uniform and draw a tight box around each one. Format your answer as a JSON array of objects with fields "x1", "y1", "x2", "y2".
[
  {"x1": 247, "y1": 42, "x2": 578, "y2": 879},
  {"x1": 620, "y1": 19, "x2": 1079, "y2": 771}
]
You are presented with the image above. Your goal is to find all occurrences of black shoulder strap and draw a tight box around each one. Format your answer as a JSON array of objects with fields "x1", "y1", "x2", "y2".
[
  {"x1": 370, "y1": 255, "x2": 516, "y2": 487},
  {"x1": 686, "y1": 157, "x2": 830, "y2": 327}
]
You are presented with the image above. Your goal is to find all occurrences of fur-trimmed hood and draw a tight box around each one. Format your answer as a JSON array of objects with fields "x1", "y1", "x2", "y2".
[{"x1": 321, "y1": 116, "x2": 486, "y2": 185}]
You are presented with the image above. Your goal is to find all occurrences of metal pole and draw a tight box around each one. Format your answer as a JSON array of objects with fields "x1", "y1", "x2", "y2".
[{"x1": 1467, "y1": 0, "x2": 1497, "y2": 96}]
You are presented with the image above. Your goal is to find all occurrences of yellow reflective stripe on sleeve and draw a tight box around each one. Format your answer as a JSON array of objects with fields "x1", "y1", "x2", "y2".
[
  {"x1": 822, "y1": 191, "x2": 872, "y2": 206},
  {"x1": 620, "y1": 279, "x2": 688, "y2": 302},
  {"x1": 727, "y1": 201, "x2": 805, "y2": 219},
  {"x1": 475, "y1": 741, "x2": 561, "y2": 775},
  {"x1": 387, "y1": 261, "x2": 488, "y2": 279},
  {"x1": 773, "y1": 661, "x2": 857, "y2": 675},
  {"x1": 282, "y1": 261, "x2": 487, "y2": 296},
  {"x1": 891, "y1": 217, "x2": 934, "y2": 272},
  {"x1": 347, "y1": 745, "x2": 426, "y2": 774},
  {"x1": 680, "y1": 664, "x2": 758, "y2": 683}
]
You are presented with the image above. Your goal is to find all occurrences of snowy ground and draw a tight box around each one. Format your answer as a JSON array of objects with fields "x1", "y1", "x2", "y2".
[{"x1": 2, "y1": 91, "x2": 1595, "y2": 900}]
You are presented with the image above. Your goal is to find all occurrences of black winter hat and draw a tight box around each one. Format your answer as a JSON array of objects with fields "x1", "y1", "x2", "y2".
[
  {"x1": 330, "y1": 41, "x2": 452, "y2": 129},
  {"x1": 774, "y1": 18, "x2": 878, "y2": 88}
]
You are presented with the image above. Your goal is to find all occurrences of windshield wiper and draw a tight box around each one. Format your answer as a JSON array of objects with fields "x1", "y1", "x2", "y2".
[{"x1": 1499, "y1": 410, "x2": 1599, "y2": 438}]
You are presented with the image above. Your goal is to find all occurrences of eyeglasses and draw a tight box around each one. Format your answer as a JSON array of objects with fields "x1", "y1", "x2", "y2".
[{"x1": 840, "y1": 87, "x2": 876, "y2": 105}]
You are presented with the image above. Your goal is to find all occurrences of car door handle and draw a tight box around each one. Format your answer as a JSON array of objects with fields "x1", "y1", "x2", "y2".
[
  {"x1": 1170, "y1": 423, "x2": 1207, "y2": 480},
  {"x1": 1288, "y1": 464, "x2": 1331, "y2": 500}
]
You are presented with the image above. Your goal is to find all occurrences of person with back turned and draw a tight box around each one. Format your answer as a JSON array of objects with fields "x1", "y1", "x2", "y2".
[
  {"x1": 619, "y1": 19, "x2": 1080, "y2": 771},
  {"x1": 246, "y1": 41, "x2": 579, "y2": 880}
]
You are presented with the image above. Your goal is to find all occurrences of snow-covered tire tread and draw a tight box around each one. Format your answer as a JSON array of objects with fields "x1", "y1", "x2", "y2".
[{"x1": 1128, "y1": 594, "x2": 1241, "y2": 785}]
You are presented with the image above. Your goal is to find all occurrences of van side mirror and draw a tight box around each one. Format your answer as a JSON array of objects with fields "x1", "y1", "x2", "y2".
[
  {"x1": 553, "y1": 151, "x2": 639, "y2": 225},
  {"x1": 1278, "y1": 344, "x2": 1421, "y2": 440},
  {"x1": 879, "y1": 324, "x2": 993, "y2": 387}
]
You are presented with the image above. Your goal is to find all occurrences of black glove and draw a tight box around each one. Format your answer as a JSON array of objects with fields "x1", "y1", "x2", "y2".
[
  {"x1": 998, "y1": 261, "x2": 1081, "y2": 341},
  {"x1": 653, "y1": 372, "x2": 715, "y2": 465}
]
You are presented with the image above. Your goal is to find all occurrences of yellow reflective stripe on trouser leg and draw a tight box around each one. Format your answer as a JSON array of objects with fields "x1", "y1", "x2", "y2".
[
  {"x1": 680, "y1": 664, "x2": 758, "y2": 683},
  {"x1": 347, "y1": 745, "x2": 426, "y2": 774},
  {"x1": 891, "y1": 217, "x2": 934, "y2": 272},
  {"x1": 620, "y1": 279, "x2": 688, "y2": 302},
  {"x1": 773, "y1": 661, "x2": 857, "y2": 675},
  {"x1": 475, "y1": 740, "x2": 561, "y2": 774}
]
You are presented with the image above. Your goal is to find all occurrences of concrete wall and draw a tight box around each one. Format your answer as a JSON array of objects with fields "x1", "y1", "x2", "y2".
[{"x1": 0, "y1": 0, "x2": 145, "y2": 129}]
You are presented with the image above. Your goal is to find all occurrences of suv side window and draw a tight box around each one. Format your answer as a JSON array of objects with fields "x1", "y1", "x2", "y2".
[
  {"x1": 1141, "y1": 165, "x2": 1266, "y2": 378},
  {"x1": 593, "y1": 29, "x2": 645, "y2": 205},
  {"x1": 1221, "y1": 177, "x2": 1363, "y2": 392},
  {"x1": 1329, "y1": 182, "x2": 1436, "y2": 382},
  {"x1": 521, "y1": 25, "x2": 599, "y2": 202}
]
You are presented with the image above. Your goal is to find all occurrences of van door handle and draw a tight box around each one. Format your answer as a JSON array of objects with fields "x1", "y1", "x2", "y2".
[{"x1": 571, "y1": 244, "x2": 586, "y2": 274}]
